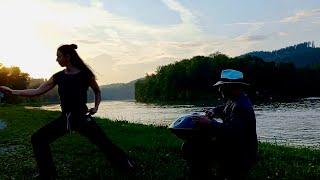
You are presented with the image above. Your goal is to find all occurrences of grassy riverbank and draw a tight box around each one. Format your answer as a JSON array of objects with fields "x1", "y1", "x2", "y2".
[{"x1": 0, "y1": 105, "x2": 319, "y2": 179}]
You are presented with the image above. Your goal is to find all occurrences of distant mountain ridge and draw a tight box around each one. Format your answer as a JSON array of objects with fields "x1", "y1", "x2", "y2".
[
  {"x1": 98, "y1": 79, "x2": 140, "y2": 100},
  {"x1": 245, "y1": 41, "x2": 320, "y2": 67}
]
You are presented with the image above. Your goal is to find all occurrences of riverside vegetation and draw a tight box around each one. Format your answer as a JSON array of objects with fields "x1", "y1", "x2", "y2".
[
  {"x1": 0, "y1": 105, "x2": 319, "y2": 179},
  {"x1": 135, "y1": 42, "x2": 320, "y2": 104}
]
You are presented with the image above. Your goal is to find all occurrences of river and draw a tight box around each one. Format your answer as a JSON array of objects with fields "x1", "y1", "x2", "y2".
[
  {"x1": 39, "y1": 98, "x2": 320, "y2": 147},
  {"x1": 0, "y1": 120, "x2": 6, "y2": 130}
]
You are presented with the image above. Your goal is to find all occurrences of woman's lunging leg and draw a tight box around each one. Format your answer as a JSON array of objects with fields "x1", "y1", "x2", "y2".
[
  {"x1": 31, "y1": 116, "x2": 68, "y2": 179},
  {"x1": 77, "y1": 120, "x2": 133, "y2": 171}
]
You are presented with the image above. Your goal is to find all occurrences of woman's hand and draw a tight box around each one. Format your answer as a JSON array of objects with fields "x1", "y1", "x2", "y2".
[
  {"x1": 88, "y1": 107, "x2": 98, "y2": 115},
  {"x1": 0, "y1": 86, "x2": 13, "y2": 95}
]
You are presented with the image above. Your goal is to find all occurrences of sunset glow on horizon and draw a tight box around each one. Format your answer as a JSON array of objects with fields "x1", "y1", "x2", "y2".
[{"x1": 0, "y1": 0, "x2": 319, "y2": 85}]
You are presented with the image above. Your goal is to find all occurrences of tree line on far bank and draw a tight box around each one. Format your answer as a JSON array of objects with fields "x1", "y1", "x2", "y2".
[
  {"x1": 3, "y1": 48, "x2": 320, "y2": 105},
  {"x1": 135, "y1": 53, "x2": 320, "y2": 104},
  {"x1": 0, "y1": 63, "x2": 135, "y2": 104},
  {"x1": 0, "y1": 64, "x2": 59, "y2": 104}
]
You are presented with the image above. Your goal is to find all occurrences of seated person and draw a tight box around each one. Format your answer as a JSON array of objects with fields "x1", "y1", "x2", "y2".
[{"x1": 182, "y1": 69, "x2": 258, "y2": 180}]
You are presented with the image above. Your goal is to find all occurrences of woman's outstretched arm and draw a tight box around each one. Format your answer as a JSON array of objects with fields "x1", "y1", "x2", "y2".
[
  {"x1": 88, "y1": 77, "x2": 101, "y2": 115},
  {"x1": 0, "y1": 77, "x2": 56, "y2": 97}
]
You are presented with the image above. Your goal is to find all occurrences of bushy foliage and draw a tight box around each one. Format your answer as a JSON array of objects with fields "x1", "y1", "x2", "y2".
[
  {"x1": 0, "y1": 64, "x2": 30, "y2": 103},
  {"x1": 0, "y1": 64, "x2": 59, "y2": 104},
  {"x1": 135, "y1": 54, "x2": 320, "y2": 103}
]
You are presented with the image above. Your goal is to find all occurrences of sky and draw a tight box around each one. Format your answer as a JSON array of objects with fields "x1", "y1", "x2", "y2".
[{"x1": 0, "y1": 0, "x2": 319, "y2": 85}]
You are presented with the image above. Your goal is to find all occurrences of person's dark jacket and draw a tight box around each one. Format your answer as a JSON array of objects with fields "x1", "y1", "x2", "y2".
[{"x1": 209, "y1": 93, "x2": 258, "y2": 168}]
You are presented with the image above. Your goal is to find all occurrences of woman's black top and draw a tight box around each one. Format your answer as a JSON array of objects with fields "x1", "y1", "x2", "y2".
[{"x1": 53, "y1": 70, "x2": 92, "y2": 113}]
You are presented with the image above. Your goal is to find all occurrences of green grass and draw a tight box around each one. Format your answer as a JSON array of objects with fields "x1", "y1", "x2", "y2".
[{"x1": 0, "y1": 105, "x2": 319, "y2": 179}]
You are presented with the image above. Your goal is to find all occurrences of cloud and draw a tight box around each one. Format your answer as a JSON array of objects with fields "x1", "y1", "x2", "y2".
[
  {"x1": 116, "y1": 57, "x2": 178, "y2": 80},
  {"x1": 88, "y1": 54, "x2": 177, "y2": 84},
  {"x1": 224, "y1": 8, "x2": 319, "y2": 52},
  {"x1": 235, "y1": 35, "x2": 268, "y2": 42},
  {"x1": 3, "y1": 0, "x2": 317, "y2": 84},
  {"x1": 86, "y1": 53, "x2": 118, "y2": 82},
  {"x1": 277, "y1": 31, "x2": 289, "y2": 36},
  {"x1": 76, "y1": 39, "x2": 101, "y2": 44},
  {"x1": 90, "y1": 0, "x2": 103, "y2": 8},
  {"x1": 0, "y1": 0, "x2": 218, "y2": 83},
  {"x1": 225, "y1": 22, "x2": 265, "y2": 26},
  {"x1": 161, "y1": 0, "x2": 197, "y2": 25},
  {"x1": 280, "y1": 9, "x2": 320, "y2": 23},
  {"x1": 226, "y1": 8, "x2": 320, "y2": 28}
]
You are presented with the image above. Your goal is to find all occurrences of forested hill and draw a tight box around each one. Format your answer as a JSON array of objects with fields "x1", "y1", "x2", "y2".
[
  {"x1": 245, "y1": 41, "x2": 320, "y2": 67},
  {"x1": 135, "y1": 53, "x2": 320, "y2": 104},
  {"x1": 99, "y1": 79, "x2": 139, "y2": 100}
]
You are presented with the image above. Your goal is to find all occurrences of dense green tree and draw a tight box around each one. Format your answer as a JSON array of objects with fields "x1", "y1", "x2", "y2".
[
  {"x1": 135, "y1": 54, "x2": 320, "y2": 104},
  {"x1": 0, "y1": 64, "x2": 30, "y2": 103}
]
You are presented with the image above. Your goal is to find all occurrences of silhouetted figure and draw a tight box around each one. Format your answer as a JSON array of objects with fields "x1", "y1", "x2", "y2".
[
  {"x1": 182, "y1": 69, "x2": 257, "y2": 179},
  {"x1": 0, "y1": 92, "x2": 3, "y2": 103},
  {"x1": 0, "y1": 44, "x2": 135, "y2": 179}
]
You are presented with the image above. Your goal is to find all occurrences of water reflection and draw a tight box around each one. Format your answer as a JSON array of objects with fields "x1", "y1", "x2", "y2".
[
  {"x1": 255, "y1": 98, "x2": 320, "y2": 147},
  {"x1": 0, "y1": 120, "x2": 6, "y2": 130},
  {"x1": 0, "y1": 145, "x2": 19, "y2": 154}
]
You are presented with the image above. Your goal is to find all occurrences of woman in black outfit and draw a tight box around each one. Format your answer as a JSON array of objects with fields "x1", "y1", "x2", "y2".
[{"x1": 0, "y1": 44, "x2": 134, "y2": 179}]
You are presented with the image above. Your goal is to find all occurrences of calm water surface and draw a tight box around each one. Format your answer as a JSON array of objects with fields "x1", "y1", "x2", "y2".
[
  {"x1": 40, "y1": 99, "x2": 320, "y2": 147},
  {"x1": 0, "y1": 120, "x2": 6, "y2": 130}
]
